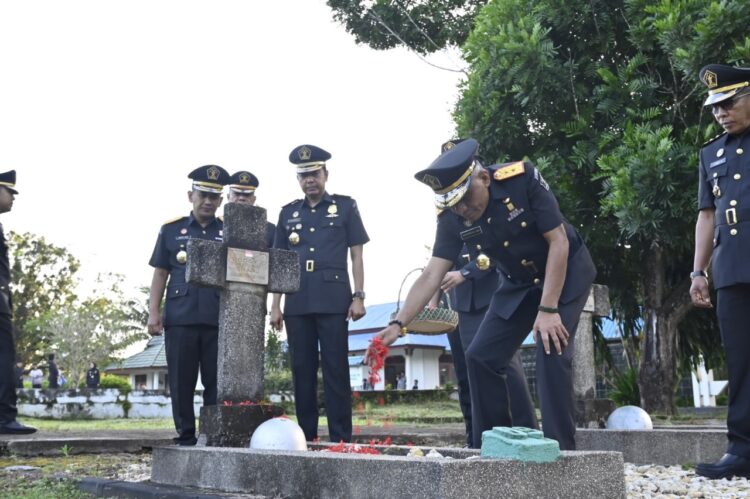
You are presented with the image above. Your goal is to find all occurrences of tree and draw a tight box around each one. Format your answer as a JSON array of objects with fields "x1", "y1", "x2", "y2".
[
  {"x1": 454, "y1": 0, "x2": 750, "y2": 413},
  {"x1": 9, "y1": 232, "x2": 80, "y2": 364},
  {"x1": 327, "y1": 0, "x2": 486, "y2": 54},
  {"x1": 44, "y1": 273, "x2": 148, "y2": 387}
]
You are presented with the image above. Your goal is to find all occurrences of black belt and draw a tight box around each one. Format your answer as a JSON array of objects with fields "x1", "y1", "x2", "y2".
[{"x1": 302, "y1": 260, "x2": 346, "y2": 272}]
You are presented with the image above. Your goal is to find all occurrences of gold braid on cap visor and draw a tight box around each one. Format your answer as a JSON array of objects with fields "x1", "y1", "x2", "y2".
[
  {"x1": 229, "y1": 186, "x2": 257, "y2": 193},
  {"x1": 193, "y1": 181, "x2": 224, "y2": 193},
  {"x1": 295, "y1": 162, "x2": 325, "y2": 173},
  {"x1": 709, "y1": 81, "x2": 749, "y2": 95},
  {"x1": 433, "y1": 161, "x2": 475, "y2": 209}
]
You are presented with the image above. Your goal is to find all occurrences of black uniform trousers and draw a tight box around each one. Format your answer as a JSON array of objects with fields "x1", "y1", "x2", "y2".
[
  {"x1": 0, "y1": 314, "x2": 17, "y2": 424},
  {"x1": 285, "y1": 314, "x2": 352, "y2": 443},
  {"x1": 465, "y1": 286, "x2": 590, "y2": 450},
  {"x1": 164, "y1": 325, "x2": 218, "y2": 441},
  {"x1": 716, "y1": 284, "x2": 750, "y2": 458},
  {"x1": 455, "y1": 307, "x2": 538, "y2": 447}
]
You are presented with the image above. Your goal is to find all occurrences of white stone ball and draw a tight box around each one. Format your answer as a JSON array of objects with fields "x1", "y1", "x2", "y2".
[
  {"x1": 249, "y1": 417, "x2": 308, "y2": 451},
  {"x1": 606, "y1": 405, "x2": 653, "y2": 430}
]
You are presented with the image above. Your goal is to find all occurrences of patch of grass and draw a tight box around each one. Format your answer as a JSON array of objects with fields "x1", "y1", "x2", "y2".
[
  {"x1": 351, "y1": 400, "x2": 464, "y2": 424},
  {"x1": 1, "y1": 475, "x2": 91, "y2": 499}
]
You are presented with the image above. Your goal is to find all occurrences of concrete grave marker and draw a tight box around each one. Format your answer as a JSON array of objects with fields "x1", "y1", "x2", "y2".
[{"x1": 185, "y1": 202, "x2": 300, "y2": 446}]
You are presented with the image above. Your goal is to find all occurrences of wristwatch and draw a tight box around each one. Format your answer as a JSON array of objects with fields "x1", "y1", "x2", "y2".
[
  {"x1": 689, "y1": 270, "x2": 708, "y2": 280},
  {"x1": 352, "y1": 290, "x2": 366, "y2": 300},
  {"x1": 388, "y1": 319, "x2": 408, "y2": 337}
]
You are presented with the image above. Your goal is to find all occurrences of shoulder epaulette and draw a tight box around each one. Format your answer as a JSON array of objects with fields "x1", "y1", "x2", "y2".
[
  {"x1": 702, "y1": 132, "x2": 727, "y2": 147},
  {"x1": 217, "y1": 215, "x2": 223, "y2": 222},
  {"x1": 332, "y1": 193, "x2": 351, "y2": 200},
  {"x1": 283, "y1": 199, "x2": 302, "y2": 208},
  {"x1": 162, "y1": 216, "x2": 186, "y2": 226},
  {"x1": 493, "y1": 161, "x2": 525, "y2": 182}
]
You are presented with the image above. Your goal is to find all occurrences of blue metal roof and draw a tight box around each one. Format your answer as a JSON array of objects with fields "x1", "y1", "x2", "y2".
[{"x1": 349, "y1": 302, "x2": 623, "y2": 348}]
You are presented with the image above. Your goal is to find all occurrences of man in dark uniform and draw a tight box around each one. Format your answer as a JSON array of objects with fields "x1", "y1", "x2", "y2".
[
  {"x1": 226, "y1": 170, "x2": 275, "y2": 247},
  {"x1": 147, "y1": 164, "x2": 230, "y2": 446},
  {"x1": 271, "y1": 144, "x2": 369, "y2": 443},
  {"x1": 691, "y1": 64, "x2": 750, "y2": 479},
  {"x1": 434, "y1": 140, "x2": 537, "y2": 447},
  {"x1": 375, "y1": 139, "x2": 595, "y2": 450},
  {"x1": 0, "y1": 170, "x2": 35, "y2": 434}
]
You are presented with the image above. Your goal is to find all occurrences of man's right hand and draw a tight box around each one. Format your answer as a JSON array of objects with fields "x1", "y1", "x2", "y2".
[
  {"x1": 690, "y1": 277, "x2": 713, "y2": 308},
  {"x1": 147, "y1": 313, "x2": 163, "y2": 336},
  {"x1": 270, "y1": 307, "x2": 284, "y2": 331}
]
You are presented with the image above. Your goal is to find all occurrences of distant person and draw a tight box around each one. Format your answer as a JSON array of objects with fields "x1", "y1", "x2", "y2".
[
  {"x1": 148, "y1": 164, "x2": 230, "y2": 446},
  {"x1": 47, "y1": 354, "x2": 59, "y2": 389},
  {"x1": 14, "y1": 361, "x2": 24, "y2": 389},
  {"x1": 86, "y1": 362, "x2": 100, "y2": 388},
  {"x1": 226, "y1": 171, "x2": 275, "y2": 247},
  {"x1": 271, "y1": 145, "x2": 369, "y2": 444},
  {"x1": 412, "y1": 380, "x2": 419, "y2": 390},
  {"x1": 29, "y1": 366, "x2": 43, "y2": 389},
  {"x1": 57, "y1": 368, "x2": 66, "y2": 388},
  {"x1": 0, "y1": 170, "x2": 35, "y2": 434},
  {"x1": 396, "y1": 373, "x2": 406, "y2": 390}
]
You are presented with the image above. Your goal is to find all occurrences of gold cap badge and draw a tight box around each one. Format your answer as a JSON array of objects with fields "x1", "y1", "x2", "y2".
[
  {"x1": 207, "y1": 166, "x2": 220, "y2": 180},
  {"x1": 703, "y1": 70, "x2": 718, "y2": 89},
  {"x1": 298, "y1": 146, "x2": 312, "y2": 161}
]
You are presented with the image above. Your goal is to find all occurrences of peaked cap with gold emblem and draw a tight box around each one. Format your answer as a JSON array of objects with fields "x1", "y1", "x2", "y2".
[
  {"x1": 441, "y1": 138, "x2": 468, "y2": 154},
  {"x1": 188, "y1": 164, "x2": 230, "y2": 193},
  {"x1": 700, "y1": 64, "x2": 750, "y2": 106},
  {"x1": 415, "y1": 138, "x2": 479, "y2": 209},
  {"x1": 0, "y1": 170, "x2": 18, "y2": 194},
  {"x1": 228, "y1": 170, "x2": 259, "y2": 193},
  {"x1": 289, "y1": 144, "x2": 331, "y2": 173}
]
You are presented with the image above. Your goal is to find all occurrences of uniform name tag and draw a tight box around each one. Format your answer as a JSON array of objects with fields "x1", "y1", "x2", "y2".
[
  {"x1": 460, "y1": 226, "x2": 483, "y2": 240},
  {"x1": 286, "y1": 218, "x2": 301, "y2": 224},
  {"x1": 709, "y1": 158, "x2": 727, "y2": 168}
]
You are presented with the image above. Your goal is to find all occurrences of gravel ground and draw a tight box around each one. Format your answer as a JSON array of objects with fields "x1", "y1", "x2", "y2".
[{"x1": 625, "y1": 463, "x2": 750, "y2": 498}]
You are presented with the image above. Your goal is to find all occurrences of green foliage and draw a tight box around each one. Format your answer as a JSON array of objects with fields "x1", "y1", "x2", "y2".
[
  {"x1": 327, "y1": 0, "x2": 487, "y2": 54},
  {"x1": 9, "y1": 232, "x2": 80, "y2": 364},
  {"x1": 264, "y1": 327, "x2": 289, "y2": 372},
  {"x1": 43, "y1": 274, "x2": 148, "y2": 388},
  {"x1": 607, "y1": 366, "x2": 641, "y2": 407},
  {"x1": 98, "y1": 374, "x2": 131, "y2": 391},
  {"x1": 264, "y1": 369, "x2": 293, "y2": 395}
]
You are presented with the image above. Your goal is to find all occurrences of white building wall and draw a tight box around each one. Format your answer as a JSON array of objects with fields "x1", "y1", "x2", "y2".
[{"x1": 405, "y1": 348, "x2": 443, "y2": 390}]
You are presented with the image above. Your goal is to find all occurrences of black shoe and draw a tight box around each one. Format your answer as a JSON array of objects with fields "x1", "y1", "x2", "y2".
[
  {"x1": 172, "y1": 436, "x2": 197, "y2": 446},
  {"x1": 0, "y1": 420, "x2": 37, "y2": 434},
  {"x1": 696, "y1": 453, "x2": 750, "y2": 479}
]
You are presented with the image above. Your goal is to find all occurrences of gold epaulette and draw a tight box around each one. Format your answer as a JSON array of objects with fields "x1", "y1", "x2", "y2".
[
  {"x1": 162, "y1": 216, "x2": 185, "y2": 226},
  {"x1": 493, "y1": 161, "x2": 525, "y2": 181},
  {"x1": 703, "y1": 131, "x2": 726, "y2": 147}
]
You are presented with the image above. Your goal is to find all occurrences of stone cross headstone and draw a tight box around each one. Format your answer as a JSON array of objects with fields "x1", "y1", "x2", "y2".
[
  {"x1": 185, "y1": 203, "x2": 300, "y2": 446},
  {"x1": 572, "y1": 284, "x2": 615, "y2": 428}
]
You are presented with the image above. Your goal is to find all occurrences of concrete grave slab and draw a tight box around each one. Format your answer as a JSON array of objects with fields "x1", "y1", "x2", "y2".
[{"x1": 152, "y1": 445, "x2": 625, "y2": 499}]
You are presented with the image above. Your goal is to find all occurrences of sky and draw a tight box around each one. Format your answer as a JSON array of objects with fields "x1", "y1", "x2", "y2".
[{"x1": 0, "y1": 1, "x2": 464, "y2": 317}]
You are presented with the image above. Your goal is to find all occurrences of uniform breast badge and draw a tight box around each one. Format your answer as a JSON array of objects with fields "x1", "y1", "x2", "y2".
[
  {"x1": 288, "y1": 232, "x2": 300, "y2": 245},
  {"x1": 176, "y1": 248, "x2": 187, "y2": 264},
  {"x1": 327, "y1": 204, "x2": 338, "y2": 218},
  {"x1": 713, "y1": 181, "x2": 722, "y2": 198},
  {"x1": 476, "y1": 253, "x2": 491, "y2": 270}
]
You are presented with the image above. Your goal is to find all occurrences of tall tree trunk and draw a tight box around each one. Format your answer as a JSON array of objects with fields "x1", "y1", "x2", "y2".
[{"x1": 637, "y1": 244, "x2": 693, "y2": 415}]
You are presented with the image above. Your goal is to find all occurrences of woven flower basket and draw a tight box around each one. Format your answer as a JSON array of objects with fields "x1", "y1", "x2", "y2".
[{"x1": 390, "y1": 268, "x2": 459, "y2": 335}]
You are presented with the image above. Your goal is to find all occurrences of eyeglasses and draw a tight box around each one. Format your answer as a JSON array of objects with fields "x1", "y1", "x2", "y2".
[{"x1": 712, "y1": 92, "x2": 750, "y2": 114}]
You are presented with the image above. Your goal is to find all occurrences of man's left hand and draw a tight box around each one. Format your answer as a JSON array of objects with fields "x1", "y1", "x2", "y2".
[
  {"x1": 440, "y1": 271, "x2": 466, "y2": 292},
  {"x1": 533, "y1": 311, "x2": 569, "y2": 355},
  {"x1": 348, "y1": 300, "x2": 366, "y2": 321}
]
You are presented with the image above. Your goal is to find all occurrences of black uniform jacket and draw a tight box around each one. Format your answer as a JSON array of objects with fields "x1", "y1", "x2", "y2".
[
  {"x1": 698, "y1": 131, "x2": 750, "y2": 289},
  {"x1": 274, "y1": 192, "x2": 369, "y2": 316},
  {"x1": 149, "y1": 213, "x2": 223, "y2": 327},
  {"x1": 433, "y1": 162, "x2": 596, "y2": 319}
]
